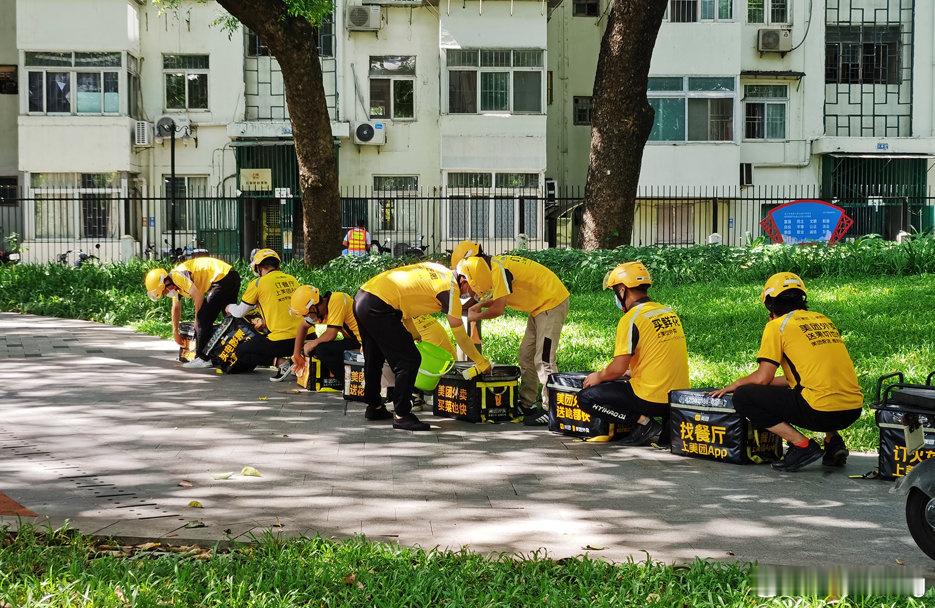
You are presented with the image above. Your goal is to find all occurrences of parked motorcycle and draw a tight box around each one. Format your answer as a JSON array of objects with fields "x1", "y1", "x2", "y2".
[
  {"x1": 74, "y1": 243, "x2": 101, "y2": 267},
  {"x1": 897, "y1": 460, "x2": 935, "y2": 559}
]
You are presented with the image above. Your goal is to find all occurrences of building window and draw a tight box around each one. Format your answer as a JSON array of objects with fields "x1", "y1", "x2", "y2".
[
  {"x1": 748, "y1": 0, "x2": 788, "y2": 24},
  {"x1": 128, "y1": 55, "x2": 141, "y2": 120},
  {"x1": 445, "y1": 172, "x2": 541, "y2": 242},
  {"x1": 825, "y1": 26, "x2": 901, "y2": 85},
  {"x1": 656, "y1": 203, "x2": 695, "y2": 245},
  {"x1": 164, "y1": 175, "x2": 208, "y2": 232},
  {"x1": 163, "y1": 54, "x2": 209, "y2": 111},
  {"x1": 29, "y1": 172, "x2": 121, "y2": 240},
  {"x1": 573, "y1": 0, "x2": 599, "y2": 17},
  {"x1": 369, "y1": 56, "x2": 415, "y2": 120},
  {"x1": 318, "y1": 13, "x2": 335, "y2": 58},
  {"x1": 373, "y1": 176, "x2": 419, "y2": 232},
  {"x1": 446, "y1": 49, "x2": 544, "y2": 115},
  {"x1": 0, "y1": 177, "x2": 17, "y2": 205},
  {"x1": 25, "y1": 52, "x2": 122, "y2": 115},
  {"x1": 573, "y1": 96, "x2": 593, "y2": 125},
  {"x1": 743, "y1": 84, "x2": 786, "y2": 140},
  {"x1": 246, "y1": 30, "x2": 270, "y2": 57},
  {"x1": 0, "y1": 66, "x2": 16, "y2": 95},
  {"x1": 647, "y1": 76, "x2": 735, "y2": 142},
  {"x1": 668, "y1": 0, "x2": 732, "y2": 22}
]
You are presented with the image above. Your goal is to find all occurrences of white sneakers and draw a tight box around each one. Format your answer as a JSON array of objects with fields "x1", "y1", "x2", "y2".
[{"x1": 182, "y1": 357, "x2": 213, "y2": 369}]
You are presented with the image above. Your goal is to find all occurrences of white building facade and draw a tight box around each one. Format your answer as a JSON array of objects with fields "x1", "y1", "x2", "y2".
[{"x1": 1, "y1": 0, "x2": 933, "y2": 260}]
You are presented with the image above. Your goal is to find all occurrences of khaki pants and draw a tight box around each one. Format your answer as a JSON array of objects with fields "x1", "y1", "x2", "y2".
[{"x1": 518, "y1": 297, "x2": 569, "y2": 407}]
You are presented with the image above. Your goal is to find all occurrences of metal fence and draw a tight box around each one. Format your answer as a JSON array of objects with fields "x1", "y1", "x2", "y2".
[{"x1": 1, "y1": 184, "x2": 933, "y2": 264}]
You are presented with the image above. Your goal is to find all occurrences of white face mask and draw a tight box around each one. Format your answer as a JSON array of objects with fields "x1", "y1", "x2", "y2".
[
  {"x1": 166, "y1": 288, "x2": 178, "y2": 299},
  {"x1": 614, "y1": 289, "x2": 626, "y2": 311}
]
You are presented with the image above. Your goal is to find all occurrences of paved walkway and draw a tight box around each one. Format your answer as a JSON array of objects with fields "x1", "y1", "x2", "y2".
[{"x1": 0, "y1": 313, "x2": 929, "y2": 569}]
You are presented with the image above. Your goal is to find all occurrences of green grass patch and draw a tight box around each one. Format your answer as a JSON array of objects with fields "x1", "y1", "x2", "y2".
[
  {"x1": 1, "y1": 253, "x2": 934, "y2": 453},
  {"x1": 0, "y1": 525, "x2": 930, "y2": 607}
]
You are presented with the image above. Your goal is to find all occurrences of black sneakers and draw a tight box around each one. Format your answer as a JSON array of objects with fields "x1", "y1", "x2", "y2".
[
  {"x1": 618, "y1": 418, "x2": 662, "y2": 446},
  {"x1": 365, "y1": 405, "x2": 393, "y2": 421},
  {"x1": 822, "y1": 433, "x2": 849, "y2": 467},
  {"x1": 393, "y1": 414, "x2": 431, "y2": 432},
  {"x1": 520, "y1": 405, "x2": 549, "y2": 427},
  {"x1": 772, "y1": 439, "x2": 823, "y2": 472}
]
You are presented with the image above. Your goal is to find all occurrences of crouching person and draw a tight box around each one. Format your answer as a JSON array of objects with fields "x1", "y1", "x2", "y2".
[
  {"x1": 224, "y1": 249, "x2": 300, "y2": 378},
  {"x1": 145, "y1": 256, "x2": 241, "y2": 369},
  {"x1": 713, "y1": 273, "x2": 862, "y2": 472},
  {"x1": 578, "y1": 262, "x2": 689, "y2": 446},
  {"x1": 289, "y1": 286, "x2": 361, "y2": 386}
]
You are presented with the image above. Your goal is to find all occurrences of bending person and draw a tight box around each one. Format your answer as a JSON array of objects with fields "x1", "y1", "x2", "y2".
[
  {"x1": 354, "y1": 262, "x2": 490, "y2": 432},
  {"x1": 289, "y1": 286, "x2": 361, "y2": 387},
  {"x1": 145, "y1": 256, "x2": 241, "y2": 369},
  {"x1": 712, "y1": 273, "x2": 863, "y2": 472},
  {"x1": 224, "y1": 249, "x2": 300, "y2": 378},
  {"x1": 578, "y1": 262, "x2": 689, "y2": 446}
]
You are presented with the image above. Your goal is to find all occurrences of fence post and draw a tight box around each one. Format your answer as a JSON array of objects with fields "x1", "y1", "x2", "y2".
[{"x1": 711, "y1": 196, "x2": 719, "y2": 237}]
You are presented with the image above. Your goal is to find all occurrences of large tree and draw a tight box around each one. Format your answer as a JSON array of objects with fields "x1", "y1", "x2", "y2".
[
  {"x1": 156, "y1": 0, "x2": 339, "y2": 266},
  {"x1": 580, "y1": 0, "x2": 668, "y2": 249}
]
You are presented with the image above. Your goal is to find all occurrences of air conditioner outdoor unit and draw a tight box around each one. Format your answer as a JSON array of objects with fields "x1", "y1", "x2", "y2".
[
  {"x1": 354, "y1": 120, "x2": 386, "y2": 145},
  {"x1": 346, "y1": 3, "x2": 382, "y2": 31},
  {"x1": 757, "y1": 28, "x2": 793, "y2": 53},
  {"x1": 155, "y1": 115, "x2": 192, "y2": 140},
  {"x1": 134, "y1": 120, "x2": 153, "y2": 147}
]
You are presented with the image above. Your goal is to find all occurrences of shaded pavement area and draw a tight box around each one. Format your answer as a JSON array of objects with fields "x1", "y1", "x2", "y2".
[{"x1": 0, "y1": 312, "x2": 929, "y2": 569}]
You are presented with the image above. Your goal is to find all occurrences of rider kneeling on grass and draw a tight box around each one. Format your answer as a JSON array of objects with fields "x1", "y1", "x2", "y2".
[
  {"x1": 712, "y1": 272, "x2": 863, "y2": 472},
  {"x1": 578, "y1": 262, "x2": 690, "y2": 446}
]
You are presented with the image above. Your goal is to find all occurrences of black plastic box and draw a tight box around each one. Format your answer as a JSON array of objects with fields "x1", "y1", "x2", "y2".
[
  {"x1": 177, "y1": 322, "x2": 196, "y2": 362},
  {"x1": 873, "y1": 372, "x2": 935, "y2": 479},
  {"x1": 546, "y1": 373, "x2": 619, "y2": 439},
  {"x1": 433, "y1": 363, "x2": 520, "y2": 423},
  {"x1": 205, "y1": 317, "x2": 260, "y2": 374},
  {"x1": 670, "y1": 389, "x2": 782, "y2": 465}
]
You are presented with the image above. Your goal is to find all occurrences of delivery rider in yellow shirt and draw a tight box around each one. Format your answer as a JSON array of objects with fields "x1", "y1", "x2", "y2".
[
  {"x1": 579, "y1": 262, "x2": 690, "y2": 446},
  {"x1": 223, "y1": 249, "x2": 300, "y2": 378},
  {"x1": 144, "y1": 256, "x2": 241, "y2": 369},
  {"x1": 354, "y1": 262, "x2": 490, "y2": 432},
  {"x1": 289, "y1": 286, "x2": 361, "y2": 387},
  {"x1": 713, "y1": 273, "x2": 863, "y2": 472},
  {"x1": 455, "y1": 252, "x2": 570, "y2": 426}
]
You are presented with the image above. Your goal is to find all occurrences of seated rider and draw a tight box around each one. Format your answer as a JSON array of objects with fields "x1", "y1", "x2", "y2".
[
  {"x1": 223, "y1": 248, "x2": 300, "y2": 378},
  {"x1": 289, "y1": 286, "x2": 361, "y2": 387},
  {"x1": 577, "y1": 262, "x2": 690, "y2": 446},
  {"x1": 713, "y1": 272, "x2": 863, "y2": 472}
]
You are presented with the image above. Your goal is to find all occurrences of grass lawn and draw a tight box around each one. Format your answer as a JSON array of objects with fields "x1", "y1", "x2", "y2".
[{"x1": 1, "y1": 526, "x2": 930, "y2": 607}]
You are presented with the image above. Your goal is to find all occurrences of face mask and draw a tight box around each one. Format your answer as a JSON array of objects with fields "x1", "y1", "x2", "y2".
[
  {"x1": 166, "y1": 289, "x2": 178, "y2": 299},
  {"x1": 614, "y1": 289, "x2": 626, "y2": 311}
]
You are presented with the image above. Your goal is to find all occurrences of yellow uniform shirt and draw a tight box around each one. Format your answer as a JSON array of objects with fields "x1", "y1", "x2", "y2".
[
  {"x1": 361, "y1": 262, "x2": 463, "y2": 319},
  {"x1": 241, "y1": 270, "x2": 301, "y2": 341},
  {"x1": 756, "y1": 310, "x2": 863, "y2": 412},
  {"x1": 613, "y1": 300, "x2": 690, "y2": 404},
  {"x1": 321, "y1": 292, "x2": 361, "y2": 344},
  {"x1": 169, "y1": 257, "x2": 231, "y2": 299},
  {"x1": 403, "y1": 315, "x2": 456, "y2": 357},
  {"x1": 490, "y1": 255, "x2": 569, "y2": 317}
]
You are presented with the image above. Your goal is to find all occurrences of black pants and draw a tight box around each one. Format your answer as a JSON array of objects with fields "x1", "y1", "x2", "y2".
[
  {"x1": 578, "y1": 381, "x2": 671, "y2": 443},
  {"x1": 732, "y1": 384, "x2": 862, "y2": 433},
  {"x1": 229, "y1": 334, "x2": 294, "y2": 374},
  {"x1": 353, "y1": 290, "x2": 419, "y2": 417},
  {"x1": 195, "y1": 270, "x2": 241, "y2": 359},
  {"x1": 312, "y1": 338, "x2": 360, "y2": 383}
]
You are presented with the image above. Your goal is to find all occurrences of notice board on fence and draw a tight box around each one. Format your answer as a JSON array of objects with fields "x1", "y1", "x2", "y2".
[{"x1": 759, "y1": 199, "x2": 853, "y2": 245}]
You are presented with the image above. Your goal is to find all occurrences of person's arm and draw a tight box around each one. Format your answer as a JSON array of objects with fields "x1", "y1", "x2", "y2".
[
  {"x1": 583, "y1": 354, "x2": 632, "y2": 389},
  {"x1": 171, "y1": 297, "x2": 184, "y2": 346},
  {"x1": 292, "y1": 321, "x2": 312, "y2": 372},
  {"x1": 467, "y1": 297, "x2": 506, "y2": 323},
  {"x1": 711, "y1": 361, "x2": 779, "y2": 398},
  {"x1": 189, "y1": 284, "x2": 204, "y2": 315},
  {"x1": 448, "y1": 314, "x2": 490, "y2": 370},
  {"x1": 225, "y1": 302, "x2": 254, "y2": 318}
]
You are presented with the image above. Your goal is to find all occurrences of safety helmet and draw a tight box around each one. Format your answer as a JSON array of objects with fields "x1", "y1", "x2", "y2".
[
  {"x1": 603, "y1": 261, "x2": 653, "y2": 290},
  {"x1": 456, "y1": 256, "x2": 493, "y2": 299},
  {"x1": 761, "y1": 272, "x2": 807, "y2": 303},
  {"x1": 289, "y1": 285, "x2": 321, "y2": 317},
  {"x1": 450, "y1": 240, "x2": 482, "y2": 270},
  {"x1": 145, "y1": 268, "x2": 169, "y2": 301},
  {"x1": 249, "y1": 248, "x2": 280, "y2": 274}
]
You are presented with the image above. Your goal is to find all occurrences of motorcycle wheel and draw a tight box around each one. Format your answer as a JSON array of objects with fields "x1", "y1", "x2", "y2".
[{"x1": 906, "y1": 487, "x2": 935, "y2": 560}]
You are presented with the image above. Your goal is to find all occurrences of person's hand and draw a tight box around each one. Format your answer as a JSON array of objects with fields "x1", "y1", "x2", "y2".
[
  {"x1": 173, "y1": 332, "x2": 186, "y2": 347},
  {"x1": 293, "y1": 351, "x2": 306, "y2": 370},
  {"x1": 302, "y1": 340, "x2": 318, "y2": 356},
  {"x1": 224, "y1": 304, "x2": 233, "y2": 316},
  {"x1": 250, "y1": 317, "x2": 266, "y2": 331},
  {"x1": 583, "y1": 372, "x2": 602, "y2": 389},
  {"x1": 467, "y1": 309, "x2": 483, "y2": 323},
  {"x1": 709, "y1": 386, "x2": 732, "y2": 399}
]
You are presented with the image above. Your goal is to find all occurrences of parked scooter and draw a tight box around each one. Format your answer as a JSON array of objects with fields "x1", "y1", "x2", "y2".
[
  {"x1": 897, "y1": 459, "x2": 935, "y2": 559},
  {"x1": 392, "y1": 235, "x2": 428, "y2": 258},
  {"x1": 74, "y1": 243, "x2": 101, "y2": 267}
]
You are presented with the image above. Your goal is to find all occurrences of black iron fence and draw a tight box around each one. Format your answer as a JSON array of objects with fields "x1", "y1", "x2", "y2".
[{"x1": 1, "y1": 184, "x2": 932, "y2": 265}]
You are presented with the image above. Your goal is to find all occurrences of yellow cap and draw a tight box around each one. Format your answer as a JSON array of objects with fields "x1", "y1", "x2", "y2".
[
  {"x1": 145, "y1": 268, "x2": 169, "y2": 301},
  {"x1": 450, "y1": 240, "x2": 482, "y2": 270},
  {"x1": 603, "y1": 262, "x2": 652, "y2": 290},
  {"x1": 456, "y1": 256, "x2": 493, "y2": 299},
  {"x1": 249, "y1": 248, "x2": 280, "y2": 274},
  {"x1": 761, "y1": 272, "x2": 807, "y2": 302},
  {"x1": 290, "y1": 285, "x2": 321, "y2": 317}
]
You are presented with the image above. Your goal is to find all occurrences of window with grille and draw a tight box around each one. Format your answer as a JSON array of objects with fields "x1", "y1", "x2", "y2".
[
  {"x1": 573, "y1": 96, "x2": 593, "y2": 125},
  {"x1": 648, "y1": 76, "x2": 735, "y2": 142},
  {"x1": 743, "y1": 84, "x2": 787, "y2": 140},
  {"x1": 573, "y1": 0, "x2": 599, "y2": 17},
  {"x1": 446, "y1": 49, "x2": 544, "y2": 114}
]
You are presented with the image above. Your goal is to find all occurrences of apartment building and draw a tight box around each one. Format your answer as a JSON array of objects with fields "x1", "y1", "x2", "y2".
[{"x1": 2, "y1": 0, "x2": 933, "y2": 261}]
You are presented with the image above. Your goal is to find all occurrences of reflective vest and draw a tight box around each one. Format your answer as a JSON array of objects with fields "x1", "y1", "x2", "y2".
[{"x1": 346, "y1": 228, "x2": 369, "y2": 254}]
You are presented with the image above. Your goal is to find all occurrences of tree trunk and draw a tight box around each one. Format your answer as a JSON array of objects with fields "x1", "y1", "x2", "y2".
[
  {"x1": 216, "y1": 0, "x2": 341, "y2": 266},
  {"x1": 581, "y1": 0, "x2": 668, "y2": 250}
]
